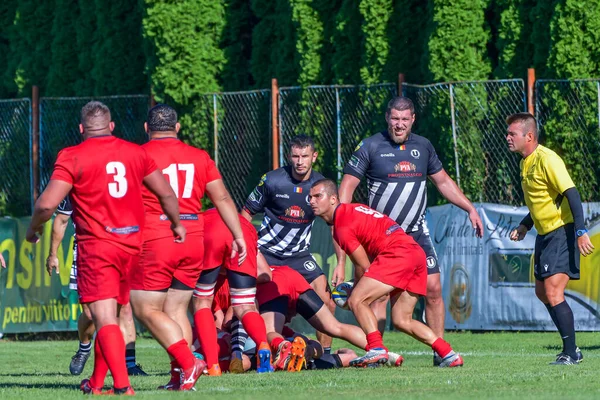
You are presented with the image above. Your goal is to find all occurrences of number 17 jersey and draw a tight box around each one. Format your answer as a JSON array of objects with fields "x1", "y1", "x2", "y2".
[
  {"x1": 141, "y1": 138, "x2": 222, "y2": 241},
  {"x1": 51, "y1": 135, "x2": 158, "y2": 253}
]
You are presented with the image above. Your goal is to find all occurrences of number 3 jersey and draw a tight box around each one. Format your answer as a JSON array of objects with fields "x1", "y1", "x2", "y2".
[
  {"x1": 243, "y1": 166, "x2": 324, "y2": 257},
  {"x1": 332, "y1": 203, "x2": 411, "y2": 259},
  {"x1": 51, "y1": 135, "x2": 158, "y2": 253},
  {"x1": 141, "y1": 138, "x2": 222, "y2": 241}
]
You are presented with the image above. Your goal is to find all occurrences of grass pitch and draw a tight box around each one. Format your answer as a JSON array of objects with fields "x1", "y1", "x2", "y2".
[{"x1": 1, "y1": 331, "x2": 600, "y2": 399}]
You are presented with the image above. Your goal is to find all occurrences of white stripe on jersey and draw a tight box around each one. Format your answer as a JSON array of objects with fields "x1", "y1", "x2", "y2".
[
  {"x1": 258, "y1": 217, "x2": 285, "y2": 247},
  {"x1": 368, "y1": 181, "x2": 381, "y2": 205},
  {"x1": 399, "y1": 181, "x2": 426, "y2": 231},
  {"x1": 286, "y1": 224, "x2": 312, "y2": 256},
  {"x1": 268, "y1": 227, "x2": 300, "y2": 253},
  {"x1": 374, "y1": 182, "x2": 397, "y2": 212},
  {"x1": 387, "y1": 182, "x2": 415, "y2": 223}
]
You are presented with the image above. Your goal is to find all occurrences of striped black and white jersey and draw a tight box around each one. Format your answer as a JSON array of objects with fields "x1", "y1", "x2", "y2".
[
  {"x1": 57, "y1": 196, "x2": 78, "y2": 289},
  {"x1": 243, "y1": 166, "x2": 324, "y2": 257},
  {"x1": 343, "y1": 131, "x2": 443, "y2": 233}
]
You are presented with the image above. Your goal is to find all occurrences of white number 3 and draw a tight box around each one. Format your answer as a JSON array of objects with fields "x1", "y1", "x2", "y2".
[{"x1": 106, "y1": 161, "x2": 128, "y2": 198}]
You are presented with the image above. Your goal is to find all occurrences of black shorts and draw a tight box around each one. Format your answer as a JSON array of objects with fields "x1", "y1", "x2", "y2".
[
  {"x1": 534, "y1": 223, "x2": 580, "y2": 281},
  {"x1": 259, "y1": 290, "x2": 324, "y2": 321},
  {"x1": 262, "y1": 251, "x2": 325, "y2": 284},
  {"x1": 408, "y1": 229, "x2": 439, "y2": 275}
]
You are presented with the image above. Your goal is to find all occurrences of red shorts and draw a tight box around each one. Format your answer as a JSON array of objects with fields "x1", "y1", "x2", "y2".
[
  {"x1": 131, "y1": 234, "x2": 204, "y2": 291},
  {"x1": 76, "y1": 240, "x2": 139, "y2": 305},
  {"x1": 211, "y1": 275, "x2": 231, "y2": 313},
  {"x1": 364, "y1": 238, "x2": 427, "y2": 296},
  {"x1": 256, "y1": 266, "x2": 312, "y2": 308},
  {"x1": 204, "y1": 218, "x2": 258, "y2": 278}
]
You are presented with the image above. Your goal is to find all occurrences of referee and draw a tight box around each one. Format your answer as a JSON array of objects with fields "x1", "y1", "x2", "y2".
[{"x1": 507, "y1": 112, "x2": 594, "y2": 365}]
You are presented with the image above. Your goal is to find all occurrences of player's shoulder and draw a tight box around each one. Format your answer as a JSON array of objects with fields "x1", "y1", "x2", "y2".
[
  {"x1": 262, "y1": 166, "x2": 292, "y2": 186},
  {"x1": 537, "y1": 144, "x2": 562, "y2": 161},
  {"x1": 309, "y1": 170, "x2": 326, "y2": 182},
  {"x1": 408, "y1": 132, "x2": 434, "y2": 148},
  {"x1": 355, "y1": 131, "x2": 389, "y2": 152}
]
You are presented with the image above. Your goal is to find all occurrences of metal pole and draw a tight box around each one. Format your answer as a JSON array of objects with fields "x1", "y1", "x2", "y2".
[
  {"x1": 527, "y1": 68, "x2": 536, "y2": 115},
  {"x1": 213, "y1": 94, "x2": 219, "y2": 167},
  {"x1": 32, "y1": 85, "x2": 40, "y2": 203},
  {"x1": 449, "y1": 84, "x2": 461, "y2": 189},
  {"x1": 271, "y1": 79, "x2": 280, "y2": 170},
  {"x1": 397, "y1": 73, "x2": 405, "y2": 97},
  {"x1": 336, "y1": 88, "x2": 342, "y2": 182}
]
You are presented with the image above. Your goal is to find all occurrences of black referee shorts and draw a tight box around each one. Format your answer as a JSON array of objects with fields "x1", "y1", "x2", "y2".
[{"x1": 534, "y1": 223, "x2": 580, "y2": 281}]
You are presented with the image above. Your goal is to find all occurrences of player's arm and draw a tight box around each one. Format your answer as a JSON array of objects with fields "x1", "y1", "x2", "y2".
[
  {"x1": 27, "y1": 180, "x2": 72, "y2": 243},
  {"x1": 346, "y1": 244, "x2": 371, "y2": 283},
  {"x1": 46, "y1": 213, "x2": 70, "y2": 275},
  {"x1": 510, "y1": 213, "x2": 532, "y2": 241},
  {"x1": 429, "y1": 169, "x2": 484, "y2": 238},
  {"x1": 256, "y1": 251, "x2": 272, "y2": 283},
  {"x1": 241, "y1": 175, "x2": 268, "y2": 222},
  {"x1": 564, "y1": 187, "x2": 594, "y2": 256},
  {"x1": 143, "y1": 170, "x2": 185, "y2": 242},
  {"x1": 206, "y1": 179, "x2": 247, "y2": 264},
  {"x1": 331, "y1": 174, "x2": 362, "y2": 285}
]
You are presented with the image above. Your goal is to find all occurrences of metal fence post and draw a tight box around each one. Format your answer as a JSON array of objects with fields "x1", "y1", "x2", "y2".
[
  {"x1": 397, "y1": 73, "x2": 405, "y2": 97},
  {"x1": 32, "y1": 85, "x2": 39, "y2": 202},
  {"x1": 527, "y1": 68, "x2": 536, "y2": 115},
  {"x1": 271, "y1": 78, "x2": 280, "y2": 170},
  {"x1": 213, "y1": 94, "x2": 218, "y2": 167},
  {"x1": 449, "y1": 83, "x2": 461, "y2": 189},
  {"x1": 335, "y1": 87, "x2": 342, "y2": 182}
]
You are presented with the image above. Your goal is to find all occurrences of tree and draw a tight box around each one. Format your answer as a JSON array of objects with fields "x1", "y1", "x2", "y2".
[
  {"x1": 74, "y1": 0, "x2": 98, "y2": 96},
  {"x1": 0, "y1": 0, "x2": 18, "y2": 98},
  {"x1": 332, "y1": 0, "x2": 363, "y2": 84},
  {"x1": 358, "y1": 0, "x2": 393, "y2": 85}
]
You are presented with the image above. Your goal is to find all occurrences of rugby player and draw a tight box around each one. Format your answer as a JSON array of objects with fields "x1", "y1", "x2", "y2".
[
  {"x1": 507, "y1": 112, "x2": 594, "y2": 364},
  {"x1": 310, "y1": 179, "x2": 463, "y2": 368},
  {"x1": 27, "y1": 101, "x2": 183, "y2": 395}
]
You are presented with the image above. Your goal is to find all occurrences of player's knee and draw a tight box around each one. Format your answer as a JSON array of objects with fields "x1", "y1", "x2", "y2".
[
  {"x1": 544, "y1": 289, "x2": 565, "y2": 305},
  {"x1": 426, "y1": 279, "x2": 442, "y2": 300},
  {"x1": 347, "y1": 294, "x2": 364, "y2": 312},
  {"x1": 392, "y1": 315, "x2": 412, "y2": 332}
]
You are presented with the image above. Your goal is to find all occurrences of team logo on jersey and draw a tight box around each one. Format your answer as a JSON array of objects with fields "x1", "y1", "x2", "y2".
[
  {"x1": 411, "y1": 149, "x2": 420, "y2": 159},
  {"x1": 389, "y1": 161, "x2": 422, "y2": 178},
  {"x1": 304, "y1": 260, "x2": 317, "y2": 271},
  {"x1": 380, "y1": 153, "x2": 395, "y2": 157},
  {"x1": 249, "y1": 187, "x2": 262, "y2": 203},
  {"x1": 160, "y1": 214, "x2": 168, "y2": 221},
  {"x1": 426, "y1": 256, "x2": 437, "y2": 269},
  {"x1": 386, "y1": 224, "x2": 401, "y2": 236},
  {"x1": 354, "y1": 141, "x2": 364, "y2": 152},
  {"x1": 285, "y1": 205, "x2": 305, "y2": 219},
  {"x1": 276, "y1": 193, "x2": 290, "y2": 199},
  {"x1": 349, "y1": 155, "x2": 360, "y2": 168},
  {"x1": 258, "y1": 174, "x2": 267, "y2": 187},
  {"x1": 449, "y1": 263, "x2": 472, "y2": 323}
]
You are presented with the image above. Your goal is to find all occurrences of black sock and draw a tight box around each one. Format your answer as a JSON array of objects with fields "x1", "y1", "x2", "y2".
[
  {"x1": 544, "y1": 303, "x2": 559, "y2": 328},
  {"x1": 79, "y1": 341, "x2": 92, "y2": 354},
  {"x1": 552, "y1": 301, "x2": 577, "y2": 358},
  {"x1": 323, "y1": 347, "x2": 331, "y2": 355},
  {"x1": 125, "y1": 348, "x2": 136, "y2": 368}
]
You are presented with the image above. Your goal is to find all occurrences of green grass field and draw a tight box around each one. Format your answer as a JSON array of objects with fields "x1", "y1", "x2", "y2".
[{"x1": 1, "y1": 332, "x2": 600, "y2": 399}]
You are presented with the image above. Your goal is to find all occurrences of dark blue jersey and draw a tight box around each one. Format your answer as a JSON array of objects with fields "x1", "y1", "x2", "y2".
[
  {"x1": 243, "y1": 166, "x2": 325, "y2": 257},
  {"x1": 343, "y1": 131, "x2": 443, "y2": 233}
]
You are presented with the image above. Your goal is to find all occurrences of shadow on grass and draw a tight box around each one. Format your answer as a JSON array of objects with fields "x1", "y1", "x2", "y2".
[
  {"x1": 543, "y1": 344, "x2": 600, "y2": 351},
  {"x1": 0, "y1": 382, "x2": 77, "y2": 390},
  {"x1": 0, "y1": 372, "x2": 75, "y2": 377}
]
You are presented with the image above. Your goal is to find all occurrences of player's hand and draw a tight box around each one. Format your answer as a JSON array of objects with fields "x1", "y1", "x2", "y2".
[
  {"x1": 331, "y1": 264, "x2": 346, "y2": 287},
  {"x1": 25, "y1": 225, "x2": 43, "y2": 243},
  {"x1": 46, "y1": 254, "x2": 59, "y2": 276},
  {"x1": 171, "y1": 223, "x2": 186, "y2": 243},
  {"x1": 578, "y1": 234, "x2": 595, "y2": 257},
  {"x1": 468, "y1": 209, "x2": 484, "y2": 238},
  {"x1": 0, "y1": 253, "x2": 5, "y2": 269},
  {"x1": 509, "y1": 224, "x2": 528, "y2": 241},
  {"x1": 231, "y1": 237, "x2": 247, "y2": 266}
]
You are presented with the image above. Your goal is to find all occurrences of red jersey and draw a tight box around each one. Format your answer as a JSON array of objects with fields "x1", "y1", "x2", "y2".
[
  {"x1": 51, "y1": 136, "x2": 157, "y2": 253},
  {"x1": 256, "y1": 266, "x2": 312, "y2": 322},
  {"x1": 333, "y1": 203, "x2": 411, "y2": 258},
  {"x1": 141, "y1": 138, "x2": 221, "y2": 241}
]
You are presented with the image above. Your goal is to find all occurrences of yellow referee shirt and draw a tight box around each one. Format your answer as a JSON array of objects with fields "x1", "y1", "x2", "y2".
[{"x1": 520, "y1": 145, "x2": 575, "y2": 235}]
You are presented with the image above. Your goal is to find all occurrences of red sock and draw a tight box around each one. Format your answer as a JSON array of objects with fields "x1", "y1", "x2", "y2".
[
  {"x1": 366, "y1": 331, "x2": 387, "y2": 351},
  {"x1": 281, "y1": 325, "x2": 295, "y2": 338},
  {"x1": 431, "y1": 338, "x2": 453, "y2": 358},
  {"x1": 242, "y1": 312, "x2": 268, "y2": 345},
  {"x1": 89, "y1": 339, "x2": 108, "y2": 388},
  {"x1": 167, "y1": 339, "x2": 195, "y2": 370},
  {"x1": 270, "y1": 336, "x2": 284, "y2": 352},
  {"x1": 96, "y1": 324, "x2": 130, "y2": 389},
  {"x1": 194, "y1": 308, "x2": 219, "y2": 366}
]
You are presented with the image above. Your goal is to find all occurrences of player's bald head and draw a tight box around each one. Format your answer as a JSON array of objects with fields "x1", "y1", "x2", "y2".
[
  {"x1": 80, "y1": 101, "x2": 111, "y2": 130},
  {"x1": 506, "y1": 112, "x2": 538, "y2": 140},
  {"x1": 311, "y1": 179, "x2": 338, "y2": 197}
]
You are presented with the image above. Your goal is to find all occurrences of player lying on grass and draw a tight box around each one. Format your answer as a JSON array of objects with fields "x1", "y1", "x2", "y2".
[{"x1": 310, "y1": 178, "x2": 463, "y2": 368}]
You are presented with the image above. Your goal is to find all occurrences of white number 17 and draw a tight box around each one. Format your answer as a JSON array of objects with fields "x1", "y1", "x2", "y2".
[{"x1": 162, "y1": 163, "x2": 194, "y2": 198}]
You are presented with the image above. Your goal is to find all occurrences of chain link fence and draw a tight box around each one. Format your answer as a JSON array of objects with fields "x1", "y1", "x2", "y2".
[
  {"x1": 213, "y1": 90, "x2": 271, "y2": 209},
  {"x1": 0, "y1": 99, "x2": 32, "y2": 216},
  {"x1": 536, "y1": 79, "x2": 600, "y2": 202},
  {"x1": 39, "y1": 95, "x2": 149, "y2": 190}
]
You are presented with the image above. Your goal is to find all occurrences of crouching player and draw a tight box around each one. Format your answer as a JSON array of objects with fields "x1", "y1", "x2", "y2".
[
  {"x1": 257, "y1": 265, "x2": 378, "y2": 371},
  {"x1": 310, "y1": 179, "x2": 463, "y2": 368},
  {"x1": 193, "y1": 208, "x2": 274, "y2": 375}
]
